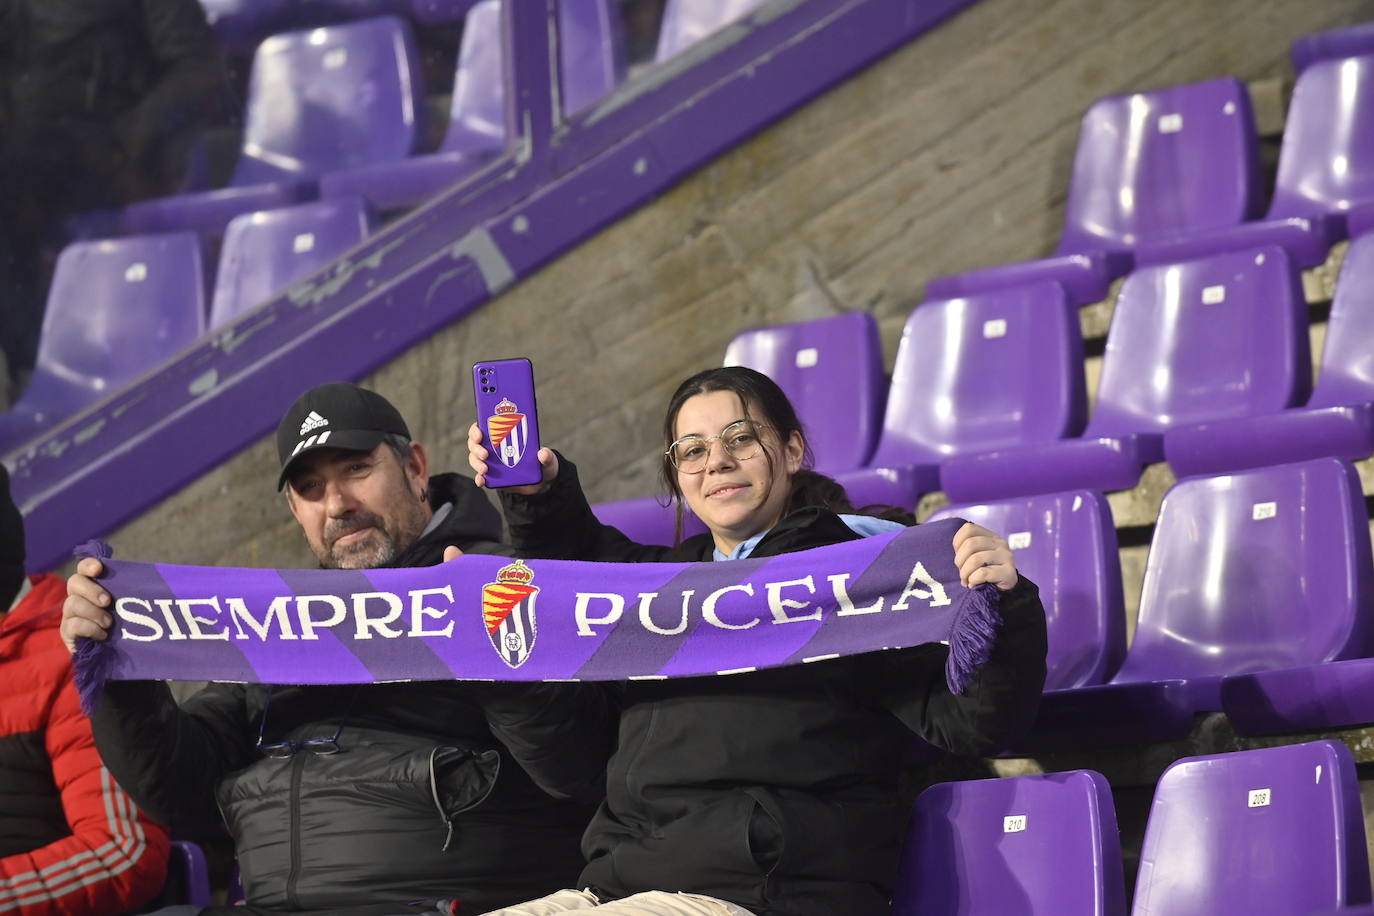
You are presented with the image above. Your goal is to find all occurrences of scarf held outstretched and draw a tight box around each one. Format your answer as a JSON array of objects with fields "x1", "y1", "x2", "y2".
[{"x1": 71, "y1": 518, "x2": 1001, "y2": 714}]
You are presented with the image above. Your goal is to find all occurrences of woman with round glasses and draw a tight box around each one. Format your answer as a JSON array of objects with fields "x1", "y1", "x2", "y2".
[{"x1": 467, "y1": 366, "x2": 1047, "y2": 916}]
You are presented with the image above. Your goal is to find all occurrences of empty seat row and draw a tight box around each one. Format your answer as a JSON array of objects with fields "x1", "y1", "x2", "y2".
[
  {"x1": 945, "y1": 456, "x2": 1374, "y2": 745},
  {"x1": 899, "y1": 740, "x2": 1370, "y2": 915},
  {"x1": 120, "y1": 0, "x2": 772, "y2": 239},
  {"x1": 710, "y1": 232, "x2": 1374, "y2": 513},
  {"x1": 0, "y1": 198, "x2": 374, "y2": 454},
  {"x1": 928, "y1": 54, "x2": 1374, "y2": 305}
]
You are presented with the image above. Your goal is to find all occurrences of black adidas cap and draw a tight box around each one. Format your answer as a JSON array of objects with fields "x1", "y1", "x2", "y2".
[{"x1": 276, "y1": 382, "x2": 411, "y2": 490}]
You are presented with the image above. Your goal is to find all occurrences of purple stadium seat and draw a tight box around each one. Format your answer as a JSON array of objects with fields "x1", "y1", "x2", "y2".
[
  {"x1": 279, "y1": 0, "x2": 409, "y2": 25},
  {"x1": 926, "y1": 78, "x2": 1261, "y2": 304},
  {"x1": 590, "y1": 497, "x2": 706, "y2": 546},
  {"x1": 210, "y1": 197, "x2": 376, "y2": 328},
  {"x1": 120, "y1": 16, "x2": 424, "y2": 237},
  {"x1": 320, "y1": 0, "x2": 505, "y2": 211},
  {"x1": 170, "y1": 840, "x2": 213, "y2": 907},
  {"x1": 655, "y1": 0, "x2": 769, "y2": 61},
  {"x1": 1155, "y1": 53, "x2": 1374, "y2": 261},
  {"x1": 929, "y1": 490, "x2": 1125, "y2": 690},
  {"x1": 941, "y1": 247, "x2": 1310, "y2": 502},
  {"x1": 0, "y1": 235, "x2": 207, "y2": 456},
  {"x1": 1292, "y1": 22, "x2": 1374, "y2": 74},
  {"x1": 1132, "y1": 742, "x2": 1371, "y2": 915},
  {"x1": 1165, "y1": 230, "x2": 1374, "y2": 477},
  {"x1": 1018, "y1": 458, "x2": 1373, "y2": 749},
  {"x1": 558, "y1": 0, "x2": 627, "y2": 117},
  {"x1": 895, "y1": 771, "x2": 1126, "y2": 916},
  {"x1": 833, "y1": 281, "x2": 1085, "y2": 511},
  {"x1": 199, "y1": 0, "x2": 289, "y2": 51},
  {"x1": 410, "y1": 0, "x2": 479, "y2": 24},
  {"x1": 723, "y1": 311, "x2": 884, "y2": 474}
]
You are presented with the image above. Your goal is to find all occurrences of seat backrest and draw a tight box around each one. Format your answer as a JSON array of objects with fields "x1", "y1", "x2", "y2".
[
  {"x1": 1310, "y1": 229, "x2": 1374, "y2": 407},
  {"x1": 558, "y1": 0, "x2": 627, "y2": 116},
  {"x1": 895, "y1": 770, "x2": 1126, "y2": 916},
  {"x1": 1269, "y1": 54, "x2": 1374, "y2": 220},
  {"x1": 591, "y1": 496, "x2": 706, "y2": 546},
  {"x1": 930, "y1": 490, "x2": 1125, "y2": 690},
  {"x1": 440, "y1": 0, "x2": 507, "y2": 156},
  {"x1": 868, "y1": 281, "x2": 1086, "y2": 468},
  {"x1": 232, "y1": 15, "x2": 424, "y2": 185},
  {"x1": 655, "y1": 0, "x2": 768, "y2": 60},
  {"x1": 1113, "y1": 457, "x2": 1372, "y2": 685},
  {"x1": 210, "y1": 197, "x2": 375, "y2": 328},
  {"x1": 1086, "y1": 246, "x2": 1309, "y2": 437},
  {"x1": 723, "y1": 311, "x2": 884, "y2": 473},
  {"x1": 1057, "y1": 77, "x2": 1261, "y2": 255},
  {"x1": 1291, "y1": 21, "x2": 1374, "y2": 74},
  {"x1": 1133, "y1": 741, "x2": 1371, "y2": 915},
  {"x1": 24, "y1": 234, "x2": 207, "y2": 418}
]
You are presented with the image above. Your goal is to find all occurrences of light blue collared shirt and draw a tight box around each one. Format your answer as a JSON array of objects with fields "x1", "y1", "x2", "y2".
[{"x1": 712, "y1": 514, "x2": 905, "y2": 561}]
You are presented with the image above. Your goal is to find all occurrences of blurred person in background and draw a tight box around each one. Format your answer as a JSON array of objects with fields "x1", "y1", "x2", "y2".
[{"x1": 0, "y1": 0, "x2": 229, "y2": 392}]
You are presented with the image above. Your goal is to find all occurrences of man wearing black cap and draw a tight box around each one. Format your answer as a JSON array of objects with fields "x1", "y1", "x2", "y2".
[
  {"x1": 61, "y1": 383, "x2": 613, "y2": 916},
  {"x1": 0, "y1": 465, "x2": 173, "y2": 915}
]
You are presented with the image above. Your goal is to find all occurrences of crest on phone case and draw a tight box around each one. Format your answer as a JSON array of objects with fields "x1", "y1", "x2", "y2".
[
  {"x1": 481, "y1": 560, "x2": 538, "y2": 668},
  {"x1": 487, "y1": 398, "x2": 528, "y2": 468}
]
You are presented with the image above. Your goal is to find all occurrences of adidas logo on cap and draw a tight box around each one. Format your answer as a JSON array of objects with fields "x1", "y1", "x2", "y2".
[{"x1": 299, "y1": 411, "x2": 329, "y2": 436}]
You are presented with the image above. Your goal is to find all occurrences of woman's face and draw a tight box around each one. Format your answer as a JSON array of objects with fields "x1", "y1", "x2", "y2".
[{"x1": 671, "y1": 390, "x2": 804, "y2": 555}]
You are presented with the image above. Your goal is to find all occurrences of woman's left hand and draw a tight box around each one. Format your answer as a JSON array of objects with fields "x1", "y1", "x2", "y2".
[{"x1": 952, "y1": 522, "x2": 1020, "y2": 591}]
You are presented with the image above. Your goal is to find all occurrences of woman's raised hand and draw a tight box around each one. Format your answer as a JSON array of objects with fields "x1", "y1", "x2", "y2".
[
  {"x1": 952, "y1": 522, "x2": 1020, "y2": 591},
  {"x1": 467, "y1": 422, "x2": 559, "y2": 494}
]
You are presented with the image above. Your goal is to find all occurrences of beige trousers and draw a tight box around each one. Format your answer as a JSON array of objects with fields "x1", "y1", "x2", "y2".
[{"x1": 478, "y1": 889, "x2": 757, "y2": 915}]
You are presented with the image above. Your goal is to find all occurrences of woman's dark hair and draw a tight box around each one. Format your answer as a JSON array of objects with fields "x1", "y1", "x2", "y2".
[
  {"x1": 657, "y1": 366, "x2": 916, "y2": 540},
  {"x1": 659, "y1": 366, "x2": 828, "y2": 541}
]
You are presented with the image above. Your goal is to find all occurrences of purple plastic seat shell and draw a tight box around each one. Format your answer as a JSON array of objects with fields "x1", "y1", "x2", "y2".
[
  {"x1": 170, "y1": 840, "x2": 213, "y2": 907},
  {"x1": 210, "y1": 197, "x2": 376, "y2": 329},
  {"x1": 320, "y1": 1, "x2": 504, "y2": 210},
  {"x1": 121, "y1": 15, "x2": 424, "y2": 236},
  {"x1": 1292, "y1": 21, "x2": 1374, "y2": 73},
  {"x1": 929, "y1": 490, "x2": 1125, "y2": 691},
  {"x1": 0, "y1": 234, "x2": 208, "y2": 457},
  {"x1": 942, "y1": 246, "x2": 1310, "y2": 502},
  {"x1": 928, "y1": 77, "x2": 1262, "y2": 303},
  {"x1": 558, "y1": 0, "x2": 627, "y2": 117},
  {"x1": 894, "y1": 770, "x2": 1126, "y2": 916},
  {"x1": 834, "y1": 281, "x2": 1084, "y2": 509},
  {"x1": 722, "y1": 311, "x2": 884, "y2": 474},
  {"x1": 1165, "y1": 229, "x2": 1374, "y2": 478},
  {"x1": 1223, "y1": 657, "x2": 1374, "y2": 735},
  {"x1": 590, "y1": 497, "x2": 706, "y2": 546},
  {"x1": 1146, "y1": 52, "x2": 1374, "y2": 270},
  {"x1": 1133, "y1": 741, "x2": 1371, "y2": 915},
  {"x1": 1018, "y1": 457, "x2": 1373, "y2": 749},
  {"x1": 655, "y1": 0, "x2": 770, "y2": 61}
]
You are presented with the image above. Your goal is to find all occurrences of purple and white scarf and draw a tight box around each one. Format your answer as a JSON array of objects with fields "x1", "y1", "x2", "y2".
[{"x1": 72, "y1": 517, "x2": 1001, "y2": 714}]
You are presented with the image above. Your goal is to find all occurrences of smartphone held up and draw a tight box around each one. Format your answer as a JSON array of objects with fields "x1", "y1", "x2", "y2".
[{"x1": 473, "y1": 358, "x2": 543, "y2": 488}]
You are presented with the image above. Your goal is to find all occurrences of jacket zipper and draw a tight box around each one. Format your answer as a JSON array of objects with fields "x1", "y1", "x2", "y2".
[
  {"x1": 428, "y1": 747, "x2": 458, "y2": 851},
  {"x1": 285, "y1": 753, "x2": 306, "y2": 909}
]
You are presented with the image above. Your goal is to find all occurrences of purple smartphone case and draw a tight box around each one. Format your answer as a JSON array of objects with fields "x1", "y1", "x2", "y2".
[{"x1": 474, "y1": 358, "x2": 543, "y2": 488}]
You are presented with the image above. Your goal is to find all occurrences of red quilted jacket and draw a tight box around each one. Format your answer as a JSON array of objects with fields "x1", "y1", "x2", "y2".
[{"x1": 0, "y1": 574, "x2": 170, "y2": 915}]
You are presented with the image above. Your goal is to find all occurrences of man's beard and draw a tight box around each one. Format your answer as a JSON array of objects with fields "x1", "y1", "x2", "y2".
[{"x1": 319, "y1": 510, "x2": 401, "y2": 569}]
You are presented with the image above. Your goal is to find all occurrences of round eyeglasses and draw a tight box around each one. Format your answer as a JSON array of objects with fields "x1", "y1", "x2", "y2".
[{"x1": 666, "y1": 420, "x2": 767, "y2": 474}]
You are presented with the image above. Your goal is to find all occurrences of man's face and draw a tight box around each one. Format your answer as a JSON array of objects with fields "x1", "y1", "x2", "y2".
[{"x1": 284, "y1": 442, "x2": 432, "y2": 569}]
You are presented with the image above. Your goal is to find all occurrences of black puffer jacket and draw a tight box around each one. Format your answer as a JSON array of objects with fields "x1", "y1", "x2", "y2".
[
  {"x1": 91, "y1": 474, "x2": 608, "y2": 916},
  {"x1": 501, "y1": 458, "x2": 1048, "y2": 916}
]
